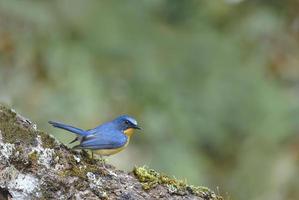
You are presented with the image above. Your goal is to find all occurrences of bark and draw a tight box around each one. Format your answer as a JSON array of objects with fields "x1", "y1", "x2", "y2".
[{"x1": 0, "y1": 104, "x2": 223, "y2": 200}]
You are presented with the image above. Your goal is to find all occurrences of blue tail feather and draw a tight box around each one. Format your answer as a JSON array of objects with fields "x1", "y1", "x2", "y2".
[{"x1": 48, "y1": 121, "x2": 88, "y2": 136}]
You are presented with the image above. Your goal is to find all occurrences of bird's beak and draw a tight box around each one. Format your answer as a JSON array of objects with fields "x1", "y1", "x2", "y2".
[{"x1": 134, "y1": 125, "x2": 142, "y2": 130}]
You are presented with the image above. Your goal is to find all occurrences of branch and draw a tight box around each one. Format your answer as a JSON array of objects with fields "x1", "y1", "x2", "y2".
[{"x1": 0, "y1": 104, "x2": 223, "y2": 200}]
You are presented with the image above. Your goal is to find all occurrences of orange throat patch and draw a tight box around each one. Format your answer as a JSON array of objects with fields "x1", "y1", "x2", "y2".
[{"x1": 124, "y1": 128, "x2": 135, "y2": 137}]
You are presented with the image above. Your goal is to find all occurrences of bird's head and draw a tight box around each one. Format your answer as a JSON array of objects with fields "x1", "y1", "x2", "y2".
[{"x1": 113, "y1": 115, "x2": 141, "y2": 136}]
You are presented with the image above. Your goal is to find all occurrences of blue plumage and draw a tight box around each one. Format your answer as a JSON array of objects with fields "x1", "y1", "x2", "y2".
[{"x1": 48, "y1": 115, "x2": 141, "y2": 156}]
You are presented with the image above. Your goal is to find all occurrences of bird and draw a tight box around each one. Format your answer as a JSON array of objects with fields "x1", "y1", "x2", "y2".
[{"x1": 48, "y1": 115, "x2": 141, "y2": 159}]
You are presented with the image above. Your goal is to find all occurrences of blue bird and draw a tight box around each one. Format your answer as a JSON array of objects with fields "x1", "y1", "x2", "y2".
[{"x1": 49, "y1": 115, "x2": 141, "y2": 158}]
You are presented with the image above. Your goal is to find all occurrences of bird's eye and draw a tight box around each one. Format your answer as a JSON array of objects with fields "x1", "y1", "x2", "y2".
[{"x1": 125, "y1": 120, "x2": 130, "y2": 125}]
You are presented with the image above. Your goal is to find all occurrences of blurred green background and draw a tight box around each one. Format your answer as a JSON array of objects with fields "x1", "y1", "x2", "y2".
[{"x1": 1, "y1": 0, "x2": 299, "y2": 199}]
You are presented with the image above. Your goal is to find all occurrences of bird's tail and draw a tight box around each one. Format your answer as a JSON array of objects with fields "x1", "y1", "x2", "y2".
[{"x1": 48, "y1": 121, "x2": 88, "y2": 136}]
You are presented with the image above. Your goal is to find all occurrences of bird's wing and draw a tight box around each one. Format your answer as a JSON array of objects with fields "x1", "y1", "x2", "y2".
[{"x1": 78, "y1": 130, "x2": 127, "y2": 150}]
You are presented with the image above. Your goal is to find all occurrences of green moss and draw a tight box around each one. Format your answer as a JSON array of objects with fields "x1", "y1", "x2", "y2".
[
  {"x1": 39, "y1": 131, "x2": 57, "y2": 149},
  {"x1": 62, "y1": 166, "x2": 87, "y2": 179},
  {"x1": 59, "y1": 164, "x2": 99, "y2": 179},
  {"x1": 59, "y1": 154, "x2": 99, "y2": 179},
  {"x1": 133, "y1": 167, "x2": 163, "y2": 189},
  {"x1": 28, "y1": 150, "x2": 39, "y2": 163},
  {"x1": 133, "y1": 166, "x2": 187, "y2": 191},
  {"x1": 133, "y1": 166, "x2": 222, "y2": 200},
  {"x1": 54, "y1": 151, "x2": 63, "y2": 161},
  {"x1": 14, "y1": 145, "x2": 24, "y2": 154},
  {"x1": 73, "y1": 179, "x2": 89, "y2": 191},
  {"x1": 187, "y1": 185, "x2": 215, "y2": 197},
  {"x1": 0, "y1": 104, "x2": 36, "y2": 145},
  {"x1": 40, "y1": 177, "x2": 64, "y2": 199},
  {"x1": 0, "y1": 104, "x2": 58, "y2": 150}
]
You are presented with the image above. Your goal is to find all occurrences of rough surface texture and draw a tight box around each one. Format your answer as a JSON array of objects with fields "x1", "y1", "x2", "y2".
[{"x1": 0, "y1": 104, "x2": 223, "y2": 200}]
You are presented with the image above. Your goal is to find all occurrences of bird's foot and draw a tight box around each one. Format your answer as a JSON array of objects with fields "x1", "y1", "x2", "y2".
[
  {"x1": 105, "y1": 169, "x2": 117, "y2": 177},
  {"x1": 99, "y1": 157, "x2": 107, "y2": 163},
  {"x1": 100, "y1": 165, "x2": 117, "y2": 177}
]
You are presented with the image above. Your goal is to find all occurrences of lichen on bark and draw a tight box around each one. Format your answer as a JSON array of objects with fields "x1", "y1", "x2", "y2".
[{"x1": 0, "y1": 104, "x2": 223, "y2": 200}]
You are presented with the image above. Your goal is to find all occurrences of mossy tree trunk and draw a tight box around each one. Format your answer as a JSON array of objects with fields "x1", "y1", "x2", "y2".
[{"x1": 0, "y1": 104, "x2": 222, "y2": 200}]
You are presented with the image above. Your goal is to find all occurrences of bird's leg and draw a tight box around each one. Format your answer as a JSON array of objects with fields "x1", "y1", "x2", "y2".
[
  {"x1": 99, "y1": 155, "x2": 117, "y2": 177},
  {"x1": 98, "y1": 155, "x2": 108, "y2": 173},
  {"x1": 100, "y1": 155, "x2": 110, "y2": 171},
  {"x1": 89, "y1": 150, "x2": 96, "y2": 164}
]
